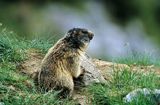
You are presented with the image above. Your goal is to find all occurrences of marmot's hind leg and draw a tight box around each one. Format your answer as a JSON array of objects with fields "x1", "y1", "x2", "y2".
[
  {"x1": 59, "y1": 76, "x2": 74, "y2": 98},
  {"x1": 37, "y1": 70, "x2": 54, "y2": 92}
]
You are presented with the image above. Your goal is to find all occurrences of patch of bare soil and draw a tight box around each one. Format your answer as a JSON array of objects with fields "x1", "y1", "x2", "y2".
[
  {"x1": 18, "y1": 49, "x2": 160, "y2": 105},
  {"x1": 92, "y1": 59, "x2": 130, "y2": 81},
  {"x1": 130, "y1": 65, "x2": 160, "y2": 75},
  {"x1": 18, "y1": 49, "x2": 44, "y2": 76},
  {"x1": 92, "y1": 59, "x2": 160, "y2": 80}
]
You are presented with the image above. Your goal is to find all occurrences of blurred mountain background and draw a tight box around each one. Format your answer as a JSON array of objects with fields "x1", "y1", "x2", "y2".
[{"x1": 0, "y1": 0, "x2": 160, "y2": 60}]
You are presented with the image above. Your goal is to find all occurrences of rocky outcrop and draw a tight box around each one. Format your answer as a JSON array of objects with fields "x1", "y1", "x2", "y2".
[{"x1": 124, "y1": 88, "x2": 160, "y2": 104}]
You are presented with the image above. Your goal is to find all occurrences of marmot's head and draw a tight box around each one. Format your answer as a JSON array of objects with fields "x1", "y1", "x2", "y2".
[{"x1": 65, "y1": 28, "x2": 94, "y2": 49}]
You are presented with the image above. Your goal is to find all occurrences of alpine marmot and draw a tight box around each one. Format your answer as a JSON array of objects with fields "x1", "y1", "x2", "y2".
[{"x1": 36, "y1": 28, "x2": 94, "y2": 97}]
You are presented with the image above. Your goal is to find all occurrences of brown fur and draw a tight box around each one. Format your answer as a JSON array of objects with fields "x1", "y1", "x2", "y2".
[{"x1": 35, "y1": 28, "x2": 93, "y2": 97}]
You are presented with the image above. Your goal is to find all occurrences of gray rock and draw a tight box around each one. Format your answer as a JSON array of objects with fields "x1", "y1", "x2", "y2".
[
  {"x1": 80, "y1": 54, "x2": 106, "y2": 86},
  {"x1": 124, "y1": 88, "x2": 160, "y2": 104}
]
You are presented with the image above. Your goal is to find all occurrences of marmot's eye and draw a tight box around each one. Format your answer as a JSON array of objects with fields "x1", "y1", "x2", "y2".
[{"x1": 81, "y1": 30, "x2": 88, "y2": 34}]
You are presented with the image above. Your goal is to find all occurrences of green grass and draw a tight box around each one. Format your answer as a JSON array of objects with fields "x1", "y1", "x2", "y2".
[
  {"x1": 0, "y1": 26, "x2": 53, "y2": 63},
  {"x1": 0, "y1": 30, "x2": 25, "y2": 62},
  {"x1": 0, "y1": 26, "x2": 160, "y2": 105},
  {"x1": 87, "y1": 69, "x2": 160, "y2": 105},
  {"x1": 114, "y1": 51, "x2": 160, "y2": 66}
]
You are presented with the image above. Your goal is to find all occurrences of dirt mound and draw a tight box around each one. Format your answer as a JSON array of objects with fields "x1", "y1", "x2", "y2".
[{"x1": 18, "y1": 49, "x2": 44, "y2": 76}]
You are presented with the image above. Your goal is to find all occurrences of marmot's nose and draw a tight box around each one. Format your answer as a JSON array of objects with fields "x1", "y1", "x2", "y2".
[{"x1": 88, "y1": 31, "x2": 94, "y2": 40}]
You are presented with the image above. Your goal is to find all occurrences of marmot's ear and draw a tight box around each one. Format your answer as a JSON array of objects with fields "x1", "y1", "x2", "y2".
[
  {"x1": 64, "y1": 32, "x2": 72, "y2": 42},
  {"x1": 68, "y1": 29, "x2": 73, "y2": 35},
  {"x1": 66, "y1": 28, "x2": 73, "y2": 38},
  {"x1": 68, "y1": 28, "x2": 75, "y2": 33}
]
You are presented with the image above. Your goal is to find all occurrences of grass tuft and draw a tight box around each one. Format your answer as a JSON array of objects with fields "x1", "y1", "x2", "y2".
[
  {"x1": 87, "y1": 68, "x2": 160, "y2": 105},
  {"x1": 114, "y1": 51, "x2": 160, "y2": 66}
]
